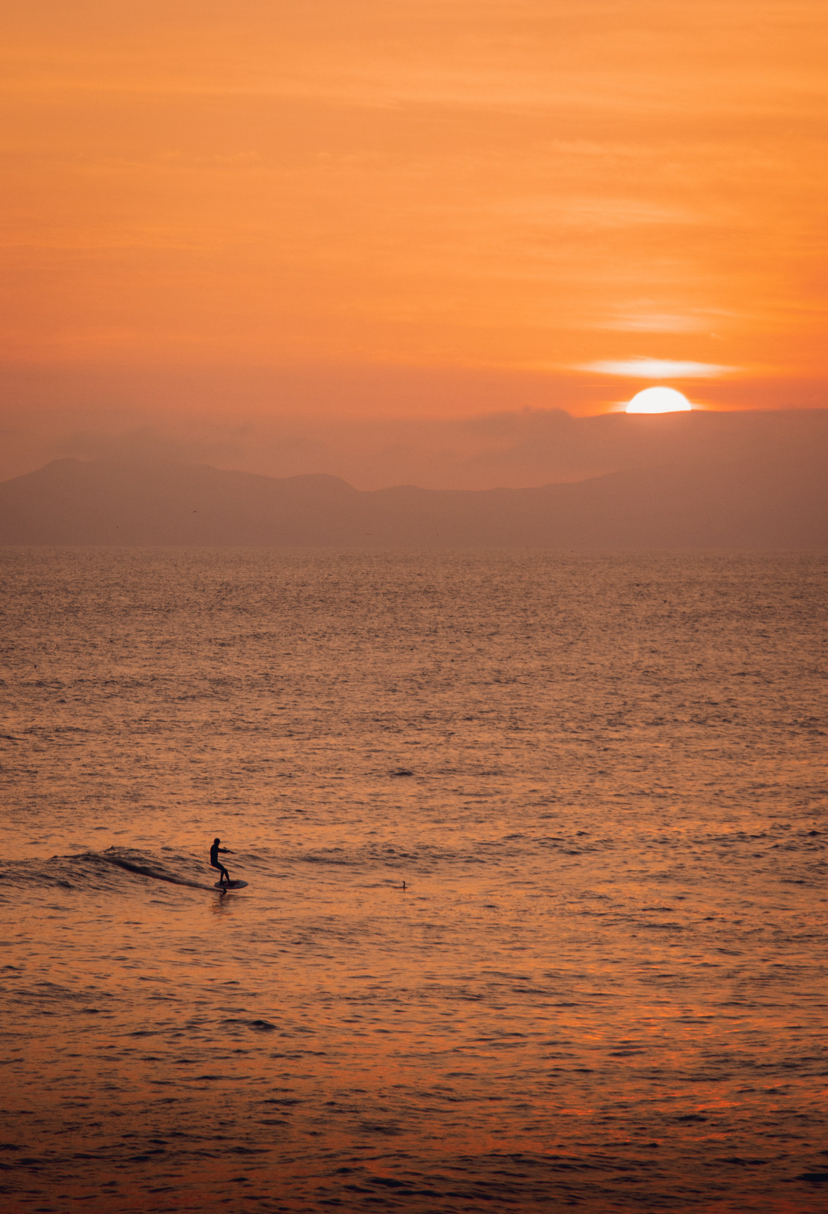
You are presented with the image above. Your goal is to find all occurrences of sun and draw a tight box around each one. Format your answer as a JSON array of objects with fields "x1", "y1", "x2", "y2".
[{"x1": 625, "y1": 386, "x2": 692, "y2": 414}]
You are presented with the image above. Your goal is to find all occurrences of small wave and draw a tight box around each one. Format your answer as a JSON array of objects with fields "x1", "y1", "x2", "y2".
[
  {"x1": 222, "y1": 1018, "x2": 277, "y2": 1032},
  {"x1": 86, "y1": 849, "x2": 214, "y2": 890},
  {"x1": 1, "y1": 847, "x2": 219, "y2": 894}
]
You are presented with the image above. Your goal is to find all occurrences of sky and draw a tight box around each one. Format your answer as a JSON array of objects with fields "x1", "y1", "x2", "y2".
[{"x1": 2, "y1": 1, "x2": 826, "y2": 484}]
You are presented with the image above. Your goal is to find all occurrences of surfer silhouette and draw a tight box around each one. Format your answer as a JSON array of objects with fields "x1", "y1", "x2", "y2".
[{"x1": 210, "y1": 837, "x2": 233, "y2": 887}]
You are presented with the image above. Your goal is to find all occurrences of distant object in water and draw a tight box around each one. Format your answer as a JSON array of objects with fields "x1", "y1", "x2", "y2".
[{"x1": 391, "y1": 769, "x2": 414, "y2": 777}]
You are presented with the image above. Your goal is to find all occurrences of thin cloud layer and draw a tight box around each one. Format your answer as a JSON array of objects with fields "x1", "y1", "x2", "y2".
[{"x1": 579, "y1": 360, "x2": 738, "y2": 379}]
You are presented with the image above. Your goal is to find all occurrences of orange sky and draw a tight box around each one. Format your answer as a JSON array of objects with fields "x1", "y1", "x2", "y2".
[{"x1": 2, "y1": 0, "x2": 827, "y2": 467}]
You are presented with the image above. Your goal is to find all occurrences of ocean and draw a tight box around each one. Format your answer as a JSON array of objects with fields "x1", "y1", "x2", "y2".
[{"x1": 1, "y1": 548, "x2": 827, "y2": 1213}]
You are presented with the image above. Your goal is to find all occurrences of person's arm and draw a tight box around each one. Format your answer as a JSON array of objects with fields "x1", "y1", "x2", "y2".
[{"x1": 219, "y1": 847, "x2": 233, "y2": 854}]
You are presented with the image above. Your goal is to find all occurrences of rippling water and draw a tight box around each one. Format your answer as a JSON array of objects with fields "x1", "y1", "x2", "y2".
[{"x1": 2, "y1": 549, "x2": 827, "y2": 1212}]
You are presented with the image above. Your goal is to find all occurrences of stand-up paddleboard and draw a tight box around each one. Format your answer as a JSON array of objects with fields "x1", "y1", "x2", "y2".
[{"x1": 215, "y1": 879, "x2": 248, "y2": 890}]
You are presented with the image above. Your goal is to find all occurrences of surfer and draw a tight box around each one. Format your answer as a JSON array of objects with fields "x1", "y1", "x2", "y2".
[{"x1": 210, "y1": 837, "x2": 233, "y2": 887}]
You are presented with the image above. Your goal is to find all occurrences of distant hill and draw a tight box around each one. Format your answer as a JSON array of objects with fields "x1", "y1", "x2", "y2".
[{"x1": 0, "y1": 454, "x2": 826, "y2": 548}]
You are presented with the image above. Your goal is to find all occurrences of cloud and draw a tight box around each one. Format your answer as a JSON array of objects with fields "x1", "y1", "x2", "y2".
[{"x1": 577, "y1": 358, "x2": 738, "y2": 379}]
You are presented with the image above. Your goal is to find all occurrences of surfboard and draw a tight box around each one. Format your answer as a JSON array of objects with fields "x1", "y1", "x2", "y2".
[{"x1": 214, "y1": 879, "x2": 248, "y2": 890}]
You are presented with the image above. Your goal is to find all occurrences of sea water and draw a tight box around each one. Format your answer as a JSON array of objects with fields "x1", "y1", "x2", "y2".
[{"x1": 1, "y1": 548, "x2": 827, "y2": 1213}]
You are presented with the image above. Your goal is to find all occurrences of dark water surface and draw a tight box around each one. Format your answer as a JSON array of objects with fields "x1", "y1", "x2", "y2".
[{"x1": 1, "y1": 549, "x2": 827, "y2": 1212}]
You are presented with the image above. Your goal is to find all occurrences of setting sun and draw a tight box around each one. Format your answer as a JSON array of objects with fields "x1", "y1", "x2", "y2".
[{"x1": 626, "y1": 387, "x2": 693, "y2": 414}]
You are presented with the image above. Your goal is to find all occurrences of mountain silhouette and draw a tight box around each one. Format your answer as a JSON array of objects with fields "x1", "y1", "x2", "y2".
[{"x1": 0, "y1": 454, "x2": 826, "y2": 548}]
